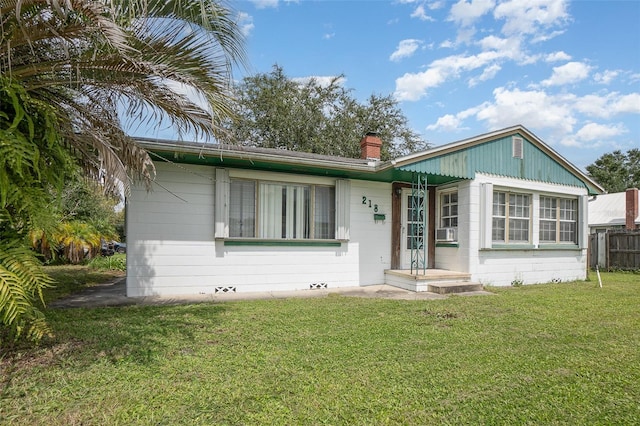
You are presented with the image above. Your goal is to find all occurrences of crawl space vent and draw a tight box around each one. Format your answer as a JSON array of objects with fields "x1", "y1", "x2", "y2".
[
  {"x1": 215, "y1": 286, "x2": 236, "y2": 293},
  {"x1": 309, "y1": 283, "x2": 328, "y2": 290}
]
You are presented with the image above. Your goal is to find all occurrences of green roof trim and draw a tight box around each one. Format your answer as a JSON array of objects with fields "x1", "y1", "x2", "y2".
[{"x1": 136, "y1": 125, "x2": 604, "y2": 195}]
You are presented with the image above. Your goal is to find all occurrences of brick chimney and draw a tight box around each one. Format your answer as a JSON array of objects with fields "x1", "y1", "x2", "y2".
[
  {"x1": 626, "y1": 188, "x2": 639, "y2": 230},
  {"x1": 360, "y1": 132, "x2": 382, "y2": 161}
]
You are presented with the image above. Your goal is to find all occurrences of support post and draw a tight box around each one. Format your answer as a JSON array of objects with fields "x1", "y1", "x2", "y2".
[{"x1": 410, "y1": 173, "x2": 427, "y2": 275}]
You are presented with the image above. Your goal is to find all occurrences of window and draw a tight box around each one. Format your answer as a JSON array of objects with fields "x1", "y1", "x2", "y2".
[
  {"x1": 492, "y1": 191, "x2": 530, "y2": 243},
  {"x1": 540, "y1": 196, "x2": 577, "y2": 244},
  {"x1": 229, "y1": 180, "x2": 255, "y2": 238},
  {"x1": 440, "y1": 191, "x2": 458, "y2": 228},
  {"x1": 229, "y1": 179, "x2": 335, "y2": 239}
]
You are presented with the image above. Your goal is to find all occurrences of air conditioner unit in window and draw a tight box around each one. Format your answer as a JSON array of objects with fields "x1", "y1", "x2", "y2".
[{"x1": 436, "y1": 227, "x2": 457, "y2": 242}]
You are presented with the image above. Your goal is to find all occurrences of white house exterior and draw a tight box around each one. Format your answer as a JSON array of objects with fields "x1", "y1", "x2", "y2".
[{"x1": 126, "y1": 125, "x2": 603, "y2": 297}]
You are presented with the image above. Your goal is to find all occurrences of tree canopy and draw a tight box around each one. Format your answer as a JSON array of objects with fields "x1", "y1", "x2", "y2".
[
  {"x1": 586, "y1": 149, "x2": 640, "y2": 193},
  {"x1": 225, "y1": 65, "x2": 429, "y2": 160}
]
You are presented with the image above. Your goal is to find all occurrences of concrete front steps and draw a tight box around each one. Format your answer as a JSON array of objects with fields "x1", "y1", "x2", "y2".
[{"x1": 384, "y1": 269, "x2": 483, "y2": 294}]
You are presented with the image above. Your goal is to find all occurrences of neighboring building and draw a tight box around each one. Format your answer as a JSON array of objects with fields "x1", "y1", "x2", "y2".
[
  {"x1": 126, "y1": 125, "x2": 603, "y2": 297},
  {"x1": 588, "y1": 188, "x2": 640, "y2": 233}
]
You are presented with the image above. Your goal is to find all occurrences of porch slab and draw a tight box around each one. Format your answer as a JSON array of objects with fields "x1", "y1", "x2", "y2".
[
  {"x1": 427, "y1": 282, "x2": 484, "y2": 294},
  {"x1": 384, "y1": 269, "x2": 477, "y2": 293}
]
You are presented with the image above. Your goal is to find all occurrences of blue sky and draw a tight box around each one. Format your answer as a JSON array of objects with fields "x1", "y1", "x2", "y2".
[{"x1": 227, "y1": 0, "x2": 640, "y2": 170}]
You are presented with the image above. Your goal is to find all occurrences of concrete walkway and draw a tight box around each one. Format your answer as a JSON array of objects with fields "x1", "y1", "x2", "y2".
[{"x1": 49, "y1": 277, "x2": 494, "y2": 309}]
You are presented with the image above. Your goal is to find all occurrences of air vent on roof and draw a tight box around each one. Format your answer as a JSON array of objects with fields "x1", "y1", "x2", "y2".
[{"x1": 512, "y1": 136, "x2": 523, "y2": 159}]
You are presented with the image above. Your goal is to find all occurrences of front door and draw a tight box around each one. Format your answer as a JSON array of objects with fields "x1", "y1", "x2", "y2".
[{"x1": 400, "y1": 188, "x2": 428, "y2": 270}]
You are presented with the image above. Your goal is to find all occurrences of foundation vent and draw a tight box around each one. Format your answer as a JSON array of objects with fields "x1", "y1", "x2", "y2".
[
  {"x1": 215, "y1": 286, "x2": 236, "y2": 293},
  {"x1": 309, "y1": 283, "x2": 328, "y2": 290}
]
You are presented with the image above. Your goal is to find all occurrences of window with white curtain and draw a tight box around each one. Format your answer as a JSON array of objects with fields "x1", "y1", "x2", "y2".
[
  {"x1": 229, "y1": 180, "x2": 255, "y2": 238},
  {"x1": 229, "y1": 179, "x2": 336, "y2": 239}
]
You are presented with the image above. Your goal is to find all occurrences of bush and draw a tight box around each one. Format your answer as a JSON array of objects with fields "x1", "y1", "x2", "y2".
[{"x1": 87, "y1": 253, "x2": 126, "y2": 271}]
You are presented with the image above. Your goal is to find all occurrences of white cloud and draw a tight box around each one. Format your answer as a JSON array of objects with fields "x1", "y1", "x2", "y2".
[
  {"x1": 594, "y1": 70, "x2": 619, "y2": 85},
  {"x1": 395, "y1": 50, "x2": 504, "y2": 100},
  {"x1": 390, "y1": 39, "x2": 423, "y2": 62},
  {"x1": 323, "y1": 32, "x2": 335, "y2": 40},
  {"x1": 545, "y1": 51, "x2": 571, "y2": 62},
  {"x1": 448, "y1": 0, "x2": 495, "y2": 27},
  {"x1": 561, "y1": 122, "x2": 627, "y2": 147},
  {"x1": 531, "y1": 29, "x2": 565, "y2": 43},
  {"x1": 573, "y1": 92, "x2": 640, "y2": 119},
  {"x1": 237, "y1": 12, "x2": 254, "y2": 37},
  {"x1": 574, "y1": 122, "x2": 626, "y2": 142},
  {"x1": 292, "y1": 75, "x2": 346, "y2": 88},
  {"x1": 429, "y1": 87, "x2": 639, "y2": 148},
  {"x1": 611, "y1": 93, "x2": 640, "y2": 115},
  {"x1": 494, "y1": 0, "x2": 569, "y2": 36},
  {"x1": 541, "y1": 61, "x2": 592, "y2": 86},
  {"x1": 250, "y1": 0, "x2": 279, "y2": 9},
  {"x1": 411, "y1": 4, "x2": 435, "y2": 21},
  {"x1": 477, "y1": 87, "x2": 576, "y2": 134},
  {"x1": 477, "y1": 35, "x2": 522, "y2": 60},
  {"x1": 429, "y1": 1, "x2": 446, "y2": 10},
  {"x1": 469, "y1": 63, "x2": 501, "y2": 86},
  {"x1": 427, "y1": 114, "x2": 463, "y2": 131},
  {"x1": 440, "y1": 39, "x2": 455, "y2": 48},
  {"x1": 394, "y1": 68, "x2": 447, "y2": 101}
]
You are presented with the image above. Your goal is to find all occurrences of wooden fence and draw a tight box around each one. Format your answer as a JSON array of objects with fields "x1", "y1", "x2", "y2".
[{"x1": 589, "y1": 230, "x2": 640, "y2": 270}]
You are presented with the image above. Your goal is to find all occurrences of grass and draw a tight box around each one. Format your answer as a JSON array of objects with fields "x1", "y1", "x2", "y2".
[
  {"x1": 1, "y1": 271, "x2": 639, "y2": 425},
  {"x1": 40, "y1": 259, "x2": 125, "y2": 304}
]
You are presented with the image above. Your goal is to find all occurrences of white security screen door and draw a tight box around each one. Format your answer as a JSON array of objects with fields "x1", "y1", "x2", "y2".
[{"x1": 400, "y1": 188, "x2": 428, "y2": 270}]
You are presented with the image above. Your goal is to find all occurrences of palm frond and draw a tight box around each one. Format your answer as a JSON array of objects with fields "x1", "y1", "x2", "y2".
[{"x1": 0, "y1": 239, "x2": 53, "y2": 343}]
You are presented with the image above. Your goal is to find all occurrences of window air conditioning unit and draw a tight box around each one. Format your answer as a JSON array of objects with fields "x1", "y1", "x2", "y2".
[{"x1": 436, "y1": 227, "x2": 457, "y2": 242}]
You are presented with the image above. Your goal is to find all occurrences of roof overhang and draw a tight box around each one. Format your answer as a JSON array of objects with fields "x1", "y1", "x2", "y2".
[{"x1": 137, "y1": 138, "x2": 463, "y2": 185}]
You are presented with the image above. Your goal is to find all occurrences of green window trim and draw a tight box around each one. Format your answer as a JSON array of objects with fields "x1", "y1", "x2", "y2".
[
  {"x1": 436, "y1": 242, "x2": 459, "y2": 248},
  {"x1": 481, "y1": 244, "x2": 580, "y2": 251},
  {"x1": 223, "y1": 239, "x2": 343, "y2": 247},
  {"x1": 537, "y1": 244, "x2": 581, "y2": 250}
]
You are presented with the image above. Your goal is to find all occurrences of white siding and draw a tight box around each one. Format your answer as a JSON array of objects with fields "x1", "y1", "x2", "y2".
[
  {"x1": 448, "y1": 173, "x2": 589, "y2": 286},
  {"x1": 126, "y1": 163, "x2": 391, "y2": 296}
]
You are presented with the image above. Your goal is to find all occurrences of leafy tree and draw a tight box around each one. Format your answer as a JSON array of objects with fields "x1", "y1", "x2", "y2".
[
  {"x1": 1, "y1": 0, "x2": 245, "y2": 344},
  {"x1": 30, "y1": 177, "x2": 122, "y2": 263},
  {"x1": 226, "y1": 65, "x2": 428, "y2": 160},
  {"x1": 586, "y1": 149, "x2": 640, "y2": 193}
]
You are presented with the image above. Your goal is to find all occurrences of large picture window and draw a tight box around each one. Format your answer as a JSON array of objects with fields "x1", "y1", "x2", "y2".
[
  {"x1": 229, "y1": 179, "x2": 335, "y2": 240},
  {"x1": 540, "y1": 196, "x2": 577, "y2": 244},
  {"x1": 492, "y1": 191, "x2": 530, "y2": 243}
]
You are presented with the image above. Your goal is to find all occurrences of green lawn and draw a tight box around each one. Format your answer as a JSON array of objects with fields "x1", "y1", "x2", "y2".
[{"x1": 1, "y1": 271, "x2": 639, "y2": 425}]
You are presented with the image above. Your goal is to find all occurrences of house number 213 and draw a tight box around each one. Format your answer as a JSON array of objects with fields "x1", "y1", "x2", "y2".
[{"x1": 362, "y1": 196, "x2": 379, "y2": 212}]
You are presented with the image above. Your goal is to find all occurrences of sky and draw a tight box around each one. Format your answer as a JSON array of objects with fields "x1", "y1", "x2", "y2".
[
  {"x1": 229, "y1": 0, "x2": 640, "y2": 170},
  {"x1": 134, "y1": 0, "x2": 640, "y2": 171}
]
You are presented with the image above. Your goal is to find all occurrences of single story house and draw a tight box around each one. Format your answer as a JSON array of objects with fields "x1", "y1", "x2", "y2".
[
  {"x1": 126, "y1": 125, "x2": 603, "y2": 297},
  {"x1": 588, "y1": 188, "x2": 639, "y2": 233}
]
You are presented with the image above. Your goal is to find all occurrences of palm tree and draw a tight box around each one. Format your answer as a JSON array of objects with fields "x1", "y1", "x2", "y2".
[{"x1": 0, "y1": 0, "x2": 246, "y2": 343}]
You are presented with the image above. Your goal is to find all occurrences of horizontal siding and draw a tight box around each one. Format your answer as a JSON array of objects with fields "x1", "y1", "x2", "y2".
[{"x1": 127, "y1": 164, "x2": 393, "y2": 296}]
